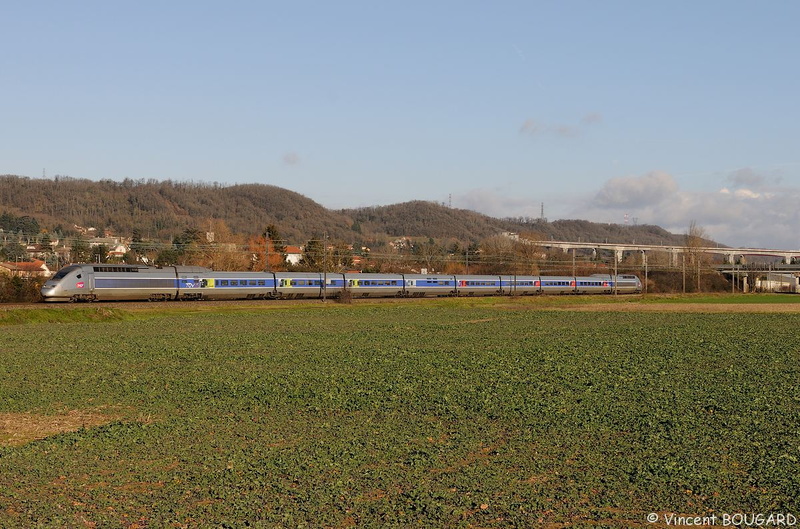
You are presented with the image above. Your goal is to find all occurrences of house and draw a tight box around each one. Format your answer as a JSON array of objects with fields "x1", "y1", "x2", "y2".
[
  {"x1": 285, "y1": 246, "x2": 303, "y2": 266},
  {"x1": 106, "y1": 244, "x2": 130, "y2": 261},
  {"x1": 0, "y1": 259, "x2": 52, "y2": 278}
]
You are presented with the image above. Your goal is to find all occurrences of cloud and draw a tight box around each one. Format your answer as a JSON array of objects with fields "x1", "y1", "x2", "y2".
[
  {"x1": 282, "y1": 151, "x2": 300, "y2": 165},
  {"x1": 455, "y1": 188, "x2": 542, "y2": 219},
  {"x1": 581, "y1": 112, "x2": 603, "y2": 125},
  {"x1": 519, "y1": 111, "x2": 602, "y2": 139},
  {"x1": 576, "y1": 170, "x2": 800, "y2": 248},
  {"x1": 551, "y1": 125, "x2": 579, "y2": 138},
  {"x1": 727, "y1": 167, "x2": 764, "y2": 188},
  {"x1": 726, "y1": 166, "x2": 784, "y2": 190},
  {"x1": 519, "y1": 119, "x2": 579, "y2": 138},
  {"x1": 594, "y1": 171, "x2": 679, "y2": 208}
]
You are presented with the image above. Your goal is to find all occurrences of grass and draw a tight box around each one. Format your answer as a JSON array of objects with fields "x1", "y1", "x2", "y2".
[
  {"x1": 642, "y1": 292, "x2": 800, "y2": 304},
  {"x1": 1, "y1": 298, "x2": 799, "y2": 526},
  {"x1": 0, "y1": 306, "x2": 131, "y2": 325}
]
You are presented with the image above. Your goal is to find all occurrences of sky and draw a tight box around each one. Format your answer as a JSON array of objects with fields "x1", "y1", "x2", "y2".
[{"x1": 2, "y1": 1, "x2": 799, "y2": 248}]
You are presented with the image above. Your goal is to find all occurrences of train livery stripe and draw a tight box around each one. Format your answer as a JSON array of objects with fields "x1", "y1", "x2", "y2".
[{"x1": 95, "y1": 278, "x2": 177, "y2": 289}]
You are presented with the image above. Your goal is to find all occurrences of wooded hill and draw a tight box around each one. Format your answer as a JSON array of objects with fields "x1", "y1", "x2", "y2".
[{"x1": 0, "y1": 174, "x2": 698, "y2": 247}]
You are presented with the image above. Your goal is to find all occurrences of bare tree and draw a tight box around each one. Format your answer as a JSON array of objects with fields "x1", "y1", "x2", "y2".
[{"x1": 685, "y1": 220, "x2": 708, "y2": 292}]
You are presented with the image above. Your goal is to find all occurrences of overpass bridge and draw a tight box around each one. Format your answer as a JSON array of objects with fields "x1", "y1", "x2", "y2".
[
  {"x1": 525, "y1": 239, "x2": 800, "y2": 265},
  {"x1": 503, "y1": 236, "x2": 800, "y2": 292}
]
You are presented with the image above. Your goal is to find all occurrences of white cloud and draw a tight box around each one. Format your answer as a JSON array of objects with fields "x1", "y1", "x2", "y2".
[
  {"x1": 455, "y1": 188, "x2": 542, "y2": 219},
  {"x1": 457, "y1": 169, "x2": 800, "y2": 249},
  {"x1": 733, "y1": 188, "x2": 762, "y2": 199},
  {"x1": 594, "y1": 171, "x2": 679, "y2": 208},
  {"x1": 577, "y1": 170, "x2": 800, "y2": 248}
]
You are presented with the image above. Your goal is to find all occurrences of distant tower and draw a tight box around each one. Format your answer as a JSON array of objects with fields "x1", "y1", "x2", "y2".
[{"x1": 448, "y1": 194, "x2": 452, "y2": 208}]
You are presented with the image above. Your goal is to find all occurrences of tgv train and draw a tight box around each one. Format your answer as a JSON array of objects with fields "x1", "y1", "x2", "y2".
[{"x1": 41, "y1": 264, "x2": 642, "y2": 302}]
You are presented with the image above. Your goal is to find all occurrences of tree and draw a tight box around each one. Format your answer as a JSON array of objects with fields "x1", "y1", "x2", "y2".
[
  {"x1": 330, "y1": 241, "x2": 354, "y2": 271},
  {"x1": 155, "y1": 248, "x2": 182, "y2": 266},
  {"x1": 264, "y1": 224, "x2": 287, "y2": 270},
  {"x1": 130, "y1": 229, "x2": 144, "y2": 260},
  {"x1": 479, "y1": 235, "x2": 515, "y2": 274},
  {"x1": 685, "y1": 220, "x2": 708, "y2": 292},
  {"x1": 91, "y1": 244, "x2": 110, "y2": 264},
  {"x1": 413, "y1": 238, "x2": 443, "y2": 272},
  {"x1": 70, "y1": 236, "x2": 92, "y2": 263},
  {"x1": 299, "y1": 238, "x2": 325, "y2": 270},
  {"x1": 1, "y1": 241, "x2": 26, "y2": 261},
  {"x1": 166, "y1": 228, "x2": 205, "y2": 265},
  {"x1": 196, "y1": 219, "x2": 249, "y2": 271},
  {"x1": 173, "y1": 228, "x2": 203, "y2": 254}
]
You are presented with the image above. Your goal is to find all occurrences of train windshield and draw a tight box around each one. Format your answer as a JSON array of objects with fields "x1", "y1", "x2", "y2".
[{"x1": 51, "y1": 265, "x2": 82, "y2": 281}]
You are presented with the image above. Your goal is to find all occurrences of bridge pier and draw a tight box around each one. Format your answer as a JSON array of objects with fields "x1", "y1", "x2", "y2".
[{"x1": 670, "y1": 248, "x2": 681, "y2": 268}]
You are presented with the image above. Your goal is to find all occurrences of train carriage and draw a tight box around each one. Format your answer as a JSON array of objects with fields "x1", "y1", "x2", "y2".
[
  {"x1": 51, "y1": 264, "x2": 180, "y2": 301},
  {"x1": 575, "y1": 274, "x2": 614, "y2": 294},
  {"x1": 343, "y1": 273, "x2": 405, "y2": 298},
  {"x1": 403, "y1": 274, "x2": 457, "y2": 297},
  {"x1": 502, "y1": 276, "x2": 542, "y2": 296},
  {"x1": 198, "y1": 271, "x2": 277, "y2": 300},
  {"x1": 274, "y1": 272, "x2": 323, "y2": 299},
  {"x1": 539, "y1": 275, "x2": 578, "y2": 294},
  {"x1": 454, "y1": 275, "x2": 504, "y2": 296},
  {"x1": 613, "y1": 274, "x2": 642, "y2": 294}
]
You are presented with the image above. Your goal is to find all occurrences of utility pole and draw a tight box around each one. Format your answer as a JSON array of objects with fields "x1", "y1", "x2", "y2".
[
  {"x1": 682, "y1": 255, "x2": 686, "y2": 294},
  {"x1": 697, "y1": 258, "x2": 701, "y2": 293},
  {"x1": 265, "y1": 230, "x2": 270, "y2": 272},
  {"x1": 322, "y1": 233, "x2": 327, "y2": 303},
  {"x1": 572, "y1": 248, "x2": 576, "y2": 277},
  {"x1": 643, "y1": 250, "x2": 648, "y2": 295}
]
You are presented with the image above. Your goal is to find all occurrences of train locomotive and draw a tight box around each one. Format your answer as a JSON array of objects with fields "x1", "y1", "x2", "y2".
[{"x1": 41, "y1": 264, "x2": 642, "y2": 302}]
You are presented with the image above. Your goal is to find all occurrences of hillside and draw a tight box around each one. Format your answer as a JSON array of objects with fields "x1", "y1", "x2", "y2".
[
  {"x1": 0, "y1": 175, "x2": 354, "y2": 242},
  {"x1": 344, "y1": 202, "x2": 692, "y2": 247},
  {"x1": 1, "y1": 174, "x2": 700, "y2": 246}
]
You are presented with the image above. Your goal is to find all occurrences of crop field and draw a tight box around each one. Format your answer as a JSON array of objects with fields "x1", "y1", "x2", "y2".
[{"x1": 1, "y1": 297, "x2": 799, "y2": 527}]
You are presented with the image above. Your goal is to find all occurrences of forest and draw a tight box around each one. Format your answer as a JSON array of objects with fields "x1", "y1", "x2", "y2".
[{"x1": 0, "y1": 174, "x2": 691, "y2": 246}]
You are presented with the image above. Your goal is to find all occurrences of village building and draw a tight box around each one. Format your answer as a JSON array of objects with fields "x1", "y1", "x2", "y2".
[{"x1": 0, "y1": 259, "x2": 52, "y2": 278}]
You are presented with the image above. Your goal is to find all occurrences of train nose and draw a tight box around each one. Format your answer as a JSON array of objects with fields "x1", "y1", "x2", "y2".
[{"x1": 40, "y1": 285, "x2": 59, "y2": 299}]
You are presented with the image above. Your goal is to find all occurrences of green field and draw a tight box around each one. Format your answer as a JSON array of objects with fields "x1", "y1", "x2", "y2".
[{"x1": 1, "y1": 299, "x2": 799, "y2": 527}]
